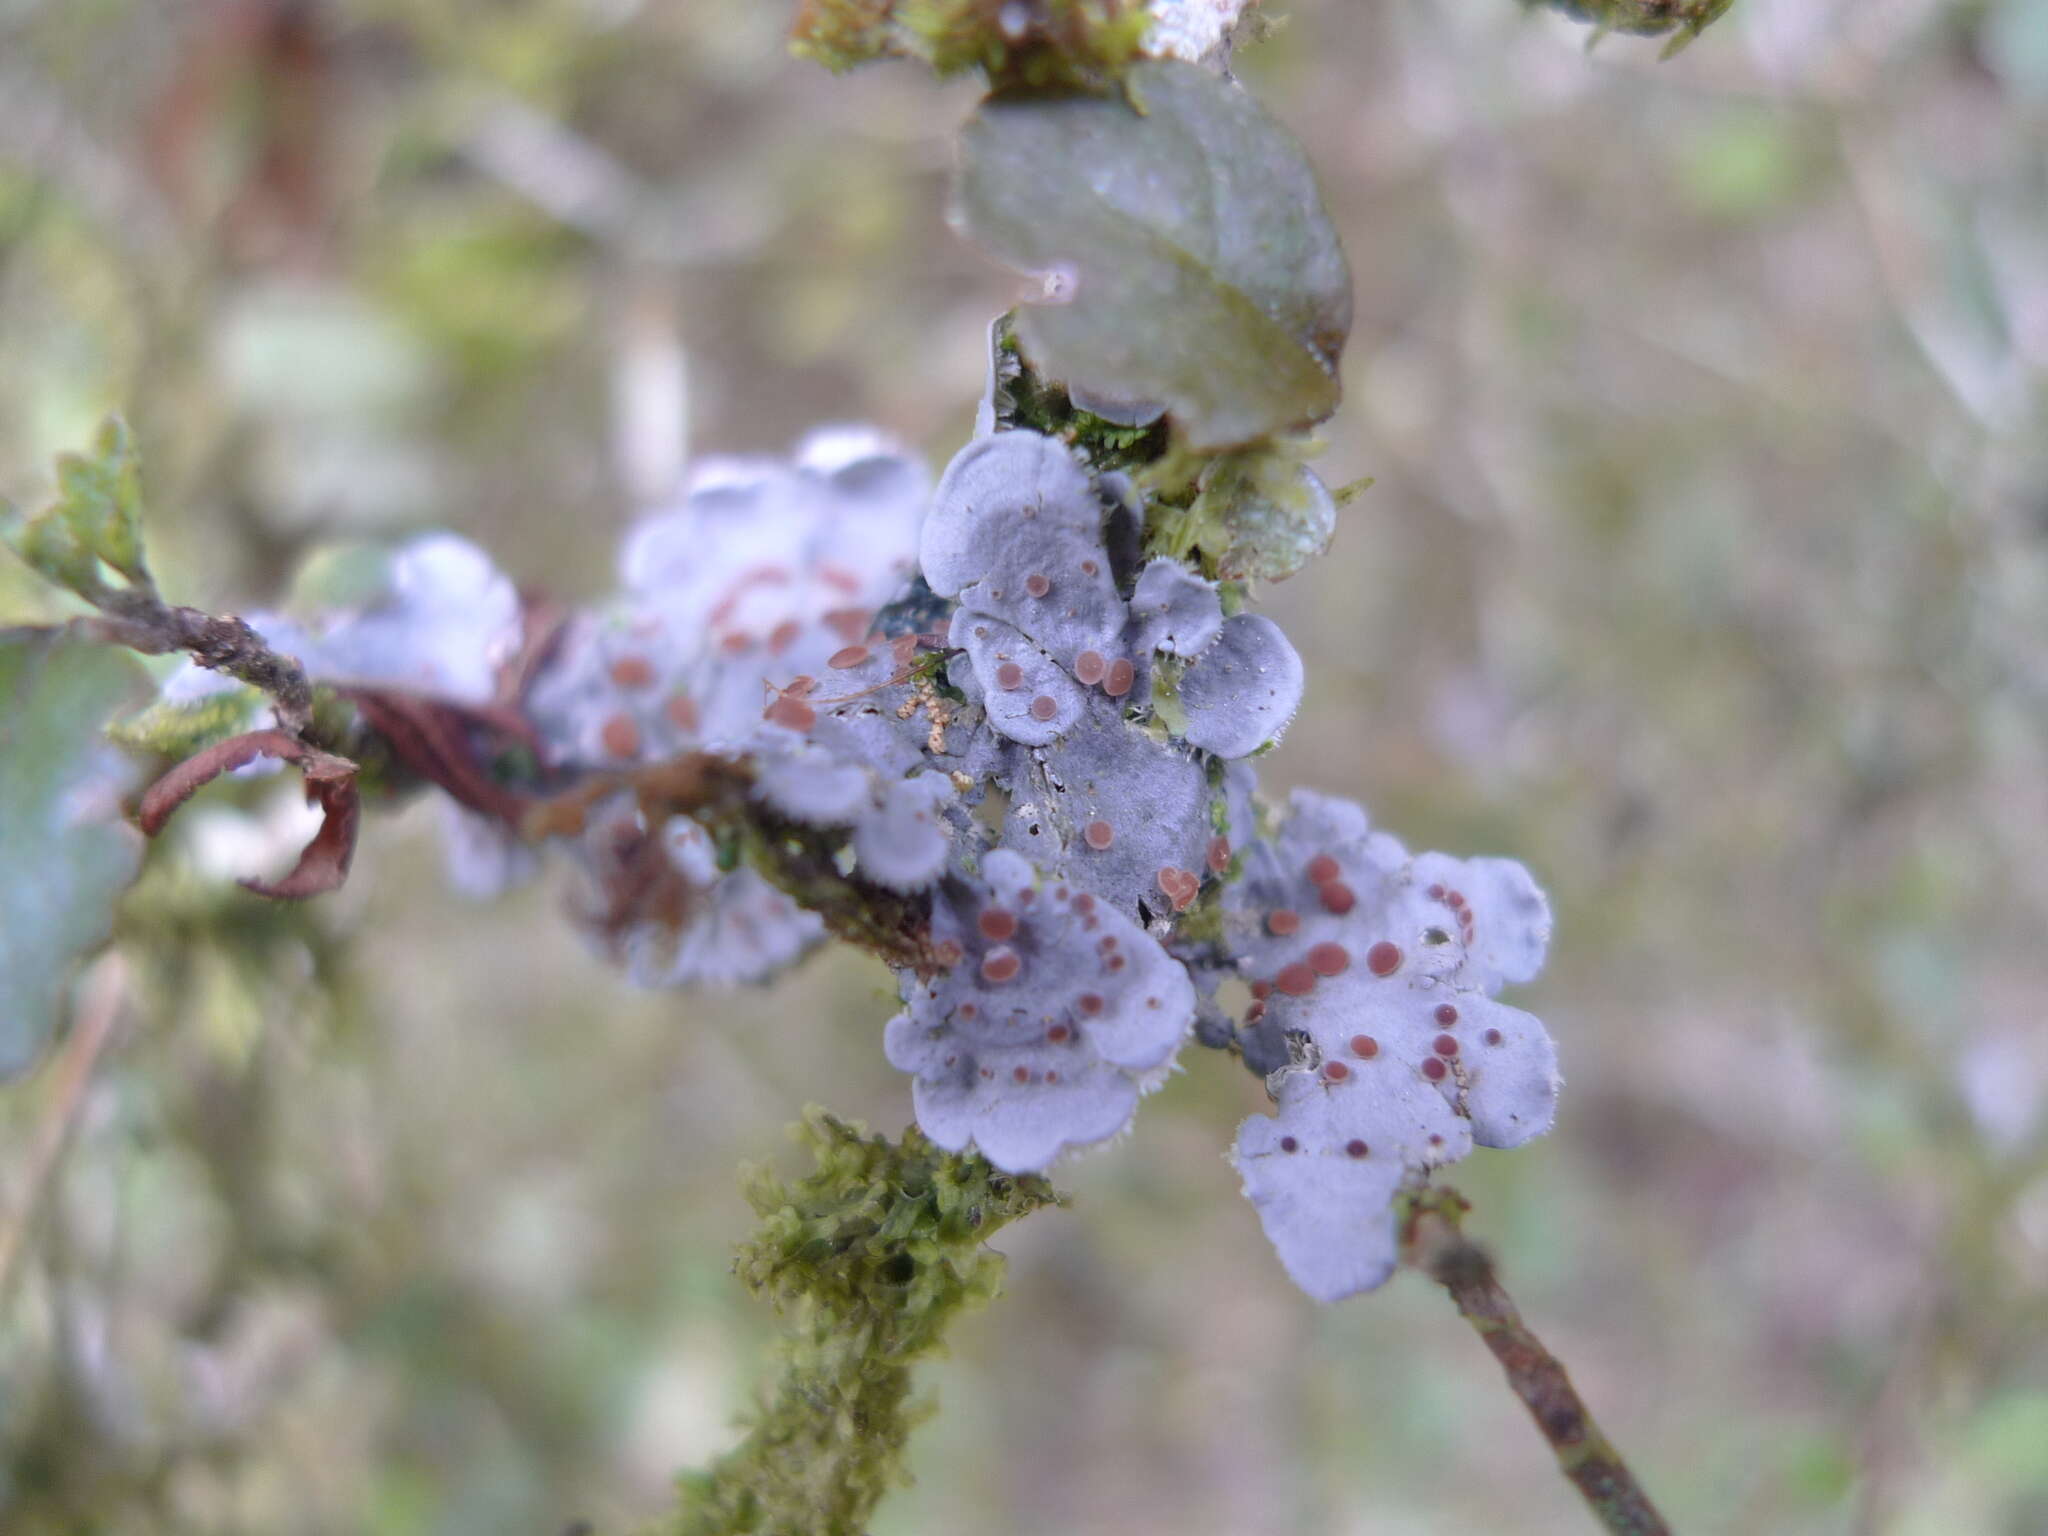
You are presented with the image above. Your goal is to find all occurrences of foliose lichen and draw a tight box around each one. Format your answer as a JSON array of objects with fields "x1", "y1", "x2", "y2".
[
  {"x1": 1219, "y1": 790, "x2": 1560, "y2": 1299},
  {"x1": 116, "y1": 415, "x2": 1561, "y2": 1304},
  {"x1": 884, "y1": 847, "x2": 1195, "y2": 1171}
]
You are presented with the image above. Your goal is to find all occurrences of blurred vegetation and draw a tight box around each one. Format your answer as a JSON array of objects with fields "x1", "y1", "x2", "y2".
[{"x1": 2, "y1": 2, "x2": 2046, "y2": 1534}]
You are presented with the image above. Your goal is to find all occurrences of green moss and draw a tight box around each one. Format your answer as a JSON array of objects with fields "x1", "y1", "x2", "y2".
[
  {"x1": 670, "y1": 1111, "x2": 1062, "y2": 1536},
  {"x1": 722, "y1": 811, "x2": 939, "y2": 974},
  {"x1": 985, "y1": 313, "x2": 1356, "y2": 589},
  {"x1": 792, "y1": 0, "x2": 1151, "y2": 89},
  {"x1": 787, "y1": 0, "x2": 902, "y2": 71},
  {"x1": 981, "y1": 317, "x2": 1354, "y2": 587},
  {"x1": 1527, "y1": 0, "x2": 1737, "y2": 56},
  {"x1": 986, "y1": 313, "x2": 1172, "y2": 475},
  {"x1": 110, "y1": 681, "x2": 379, "y2": 786},
  {"x1": 108, "y1": 682, "x2": 268, "y2": 760}
]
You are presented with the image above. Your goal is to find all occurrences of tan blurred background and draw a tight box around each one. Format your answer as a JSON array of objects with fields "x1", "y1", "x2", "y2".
[{"x1": 3, "y1": 1, "x2": 2047, "y2": 1531}]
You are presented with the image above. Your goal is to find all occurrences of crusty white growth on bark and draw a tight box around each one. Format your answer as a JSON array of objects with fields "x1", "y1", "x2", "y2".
[{"x1": 1144, "y1": 0, "x2": 1258, "y2": 66}]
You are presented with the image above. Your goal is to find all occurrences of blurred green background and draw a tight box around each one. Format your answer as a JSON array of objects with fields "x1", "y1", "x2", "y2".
[{"x1": 4, "y1": 1, "x2": 2047, "y2": 1531}]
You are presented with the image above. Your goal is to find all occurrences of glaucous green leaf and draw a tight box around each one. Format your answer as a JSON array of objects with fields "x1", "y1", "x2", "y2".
[
  {"x1": 0, "y1": 632, "x2": 146, "y2": 1075},
  {"x1": 955, "y1": 60, "x2": 1352, "y2": 450}
]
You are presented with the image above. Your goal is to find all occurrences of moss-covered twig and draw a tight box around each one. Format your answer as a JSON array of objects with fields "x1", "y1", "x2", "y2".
[
  {"x1": 1401, "y1": 1186, "x2": 1672, "y2": 1536},
  {"x1": 791, "y1": 0, "x2": 1152, "y2": 87},
  {"x1": 670, "y1": 1111, "x2": 1062, "y2": 1536},
  {"x1": 1527, "y1": 0, "x2": 1735, "y2": 57}
]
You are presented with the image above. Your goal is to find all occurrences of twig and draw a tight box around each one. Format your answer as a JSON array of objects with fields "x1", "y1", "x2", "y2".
[
  {"x1": 0, "y1": 953, "x2": 128, "y2": 1304},
  {"x1": 1401, "y1": 1185, "x2": 1672, "y2": 1536},
  {"x1": 86, "y1": 600, "x2": 316, "y2": 738}
]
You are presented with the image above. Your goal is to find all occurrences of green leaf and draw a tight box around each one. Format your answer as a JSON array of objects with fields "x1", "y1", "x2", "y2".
[
  {"x1": 0, "y1": 631, "x2": 147, "y2": 1076},
  {"x1": 1187, "y1": 446, "x2": 1338, "y2": 583},
  {"x1": 3, "y1": 492, "x2": 99, "y2": 598},
  {"x1": 1, "y1": 414, "x2": 155, "y2": 603},
  {"x1": 88, "y1": 417, "x2": 150, "y2": 583},
  {"x1": 955, "y1": 60, "x2": 1352, "y2": 450}
]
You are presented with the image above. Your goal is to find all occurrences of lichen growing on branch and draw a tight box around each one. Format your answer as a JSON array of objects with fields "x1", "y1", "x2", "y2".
[
  {"x1": 0, "y1": 1, "x2": 1739, "y2": 1525},
  {"x1": 10, "y1": 357, "x2": 1562, "y2": 1303}
]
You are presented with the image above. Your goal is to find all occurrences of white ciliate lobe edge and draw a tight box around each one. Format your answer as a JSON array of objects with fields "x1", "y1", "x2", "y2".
[
  {"x1": 852, "y1": 774, "x2": 955, "y2": 892},
  {"x1": 1177, "y1": 612, "x2": 1305, "y2": 758}
]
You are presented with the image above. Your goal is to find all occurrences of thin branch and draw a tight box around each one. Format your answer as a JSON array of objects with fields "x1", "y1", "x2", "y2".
[
  {"x1": 1401, "y1": 1186, "x2": 1672, "y2": 1536},
  {"x1": 87, "y1": 600, "x2": 317, "y2": 739},
  {"x1": 0, "y1": 954, "x2": 128, "y2": 1305},
  {"x1": 521, "y1": 749, "x2": 947, "y2": 976}
]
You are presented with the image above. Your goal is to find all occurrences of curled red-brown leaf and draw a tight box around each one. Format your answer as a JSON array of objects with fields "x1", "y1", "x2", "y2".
[
  {"x1": 343, "y1": 686, "x2": 534, "y2": 826},
  {"x1": 138, "y1": 728, "x2": 360, "y2": 900}
]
